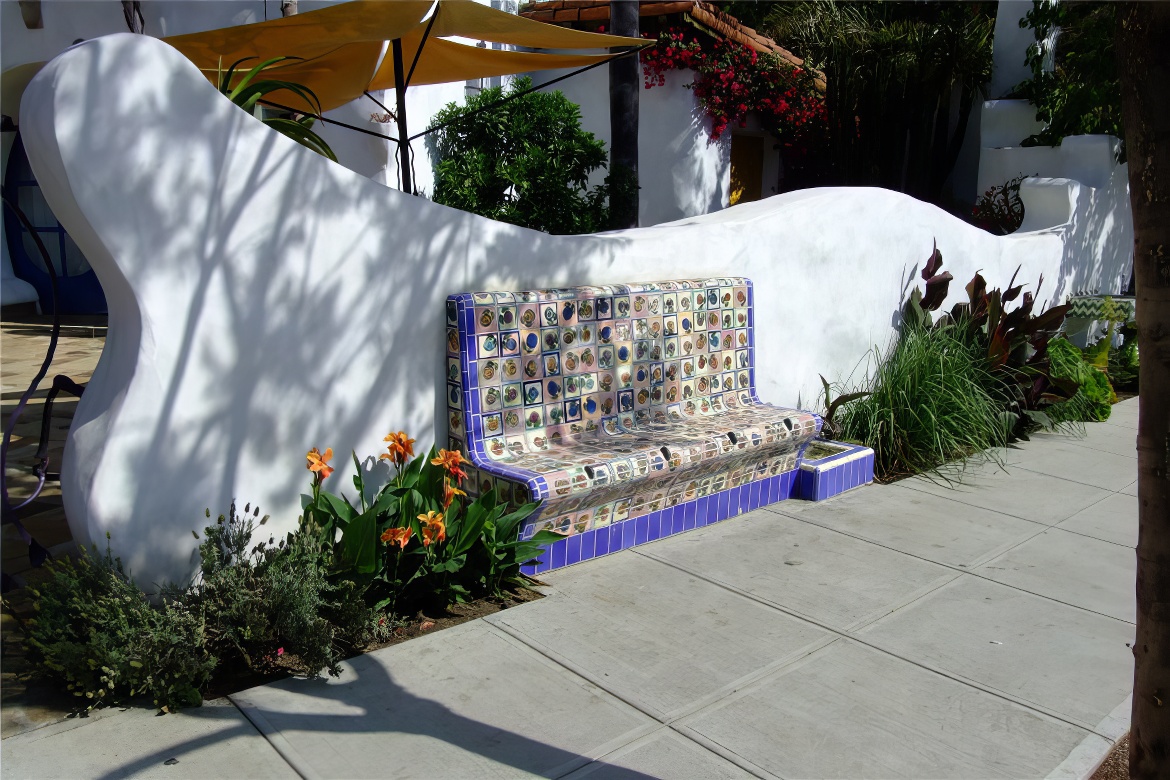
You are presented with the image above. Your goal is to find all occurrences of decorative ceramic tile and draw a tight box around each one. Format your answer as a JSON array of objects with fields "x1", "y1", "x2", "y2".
[
  {"x1": 797, "y1": 440, "x2": 876, "y2": 501},
  {"x1": 448, "y1": 279, "x2": 826, "y2": 571}
]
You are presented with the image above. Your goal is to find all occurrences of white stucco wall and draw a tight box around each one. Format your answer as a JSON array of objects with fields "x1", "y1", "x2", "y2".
[
  {"x1": 23, "y1": 34, "x2": 1127, "y2": 589},
  {"x1": 978, "y1": 98, "x2": 1132, "y2": 294},
  {"x1": 989, "y1": 0, "x2": 1039, "y2": 99},
  {"x1": 535, "y1": 65, "x2": 730, "y2": 227}
]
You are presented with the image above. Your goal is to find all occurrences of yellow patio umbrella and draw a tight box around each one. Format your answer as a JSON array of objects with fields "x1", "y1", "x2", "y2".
[{"x1": 3, "y1": 0, "x2": 645, "y2": 191}]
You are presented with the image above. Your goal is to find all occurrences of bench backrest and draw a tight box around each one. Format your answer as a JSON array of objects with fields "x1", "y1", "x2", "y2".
[{"x1": 446, "y1": 278, "x2": 756, "y2": 489}]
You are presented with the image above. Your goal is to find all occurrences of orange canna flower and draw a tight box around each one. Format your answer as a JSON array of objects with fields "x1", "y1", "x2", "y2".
[
  {"x1": 418, "y1": 511, "x2": 446, "y2": 546},
  {"x1": 380, "y1": 431, "x2": 416, "y2": 467},
  {"x1": 431, "y1": 448, "x2": 468, "y2": 484},
  {"x1": 380, "y1": 526, "x2": 412, "y2": 550},
  {"x1": 306, "y1": 447, "x2": 334, "y2": 480},
  {"x1": 442, "y1": 479, "x2": 466, "y2": 510}
]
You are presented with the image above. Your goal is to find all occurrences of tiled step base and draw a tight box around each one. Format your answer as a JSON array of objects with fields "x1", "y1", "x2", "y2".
[
  {"x1": 797, "y1": 441, "x2": 876, "y2": 501},
  {"x1": 523, "y1": 469, "x2": 798, "y2": 575},
  {"x1": 521, "y1": 441, "x2": 876, "y2": 575}
]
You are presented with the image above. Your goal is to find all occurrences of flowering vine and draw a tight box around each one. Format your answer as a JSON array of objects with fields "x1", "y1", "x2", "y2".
[{"x1": 641, "y1": 27, "x2": 827, "y2": 144}]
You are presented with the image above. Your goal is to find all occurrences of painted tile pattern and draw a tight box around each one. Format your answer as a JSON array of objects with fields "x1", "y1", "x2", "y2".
[
  {"x1": 446, "y1": 278, "x2": 823, "y2": 571},
  {"x1": 797, "y1": 441, "x2": 876, "y2": 502}
]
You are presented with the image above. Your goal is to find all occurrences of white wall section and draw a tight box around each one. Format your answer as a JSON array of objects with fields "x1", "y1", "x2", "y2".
[{"x1": 22, "y1": 35, "x2": 1128, "y2": 589}]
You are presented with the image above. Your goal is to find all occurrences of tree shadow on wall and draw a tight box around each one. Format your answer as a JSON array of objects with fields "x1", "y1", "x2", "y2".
[{"x1": 36, "y1": 34, "x2": 633, "y2": 591}]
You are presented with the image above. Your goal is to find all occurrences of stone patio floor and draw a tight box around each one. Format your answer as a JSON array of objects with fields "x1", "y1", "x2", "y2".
[{"x1": 1, "y1": 324, "x2": 1137, "y2": 779}]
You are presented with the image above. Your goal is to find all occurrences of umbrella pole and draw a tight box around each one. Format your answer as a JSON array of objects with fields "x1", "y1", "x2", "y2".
[{"x1": 391, "y1": 38, "x2": 412, "y2": 195}]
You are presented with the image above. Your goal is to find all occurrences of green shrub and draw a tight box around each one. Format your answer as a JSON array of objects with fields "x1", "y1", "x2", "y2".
[
  {"x1": 1047, "y1": 337, "x2": 1113, "y2": 422},
  {"x1": 1109, "y1": 328, "x2": 1139, "y2": 392},
  {"x1": 835, "y1": 322, "x2": 1010, "y2": 480},
  {"x1": 175, "y1": 502, "x2": 378, "y2": 679},
  {"x1": 24, "y1": 541, "x2": 215, "y2": 712},
  {"x1": 430, "y1": 77, "x2": 612, "y2": 234},
  {"x1": 1014, "y1": 2, "x2": 1121, "y2": 153}
]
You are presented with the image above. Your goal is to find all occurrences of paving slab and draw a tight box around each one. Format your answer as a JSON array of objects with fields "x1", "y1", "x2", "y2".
[
  {"x1": 975, "y1": 526, "x2": 1136, "y2": 623},
  {"x1": 1102, "y1": 398, "x2": 1139, "y2": 430},
  {"x1": 631, "y1": 508, "x2": 956, "y2": 632},
  {"x1": 1029, "y1": 424, "x2": 1138, "y2": 460},
  {"x1": 486, "y1": 549, "x2": 834, "y2": 720},
  {"x1": 902, "y1": 465, "x2": 1114, "y2": 526},
  {"x1": 0, "y1": 698, "x2": 296, "y2": 780},
  {"x1": 859, "y1": 575, "x2": 1134, "y2": 733},
  {"x1": 678, "y1": 640, "x2": 1093, "y2": 780},
  {"x1": 229, "y1": 620, "x2": 659, "y2": 780},
  {"x1": 561, "y1": 728, "x2": 755, "y2": 780},
  {"x1": 1000, "y1": 439, "x2": 1138, "y2": 492},
  {"x1": 1056, "y1": 492, "x2": 1138, "y2": 548},
  {"x1": 1121, "y1": 480, "x2": 1138, "y2": 497},
  {"x1": 771, "y1": 482, "x2": 1045, "y2": 569}
]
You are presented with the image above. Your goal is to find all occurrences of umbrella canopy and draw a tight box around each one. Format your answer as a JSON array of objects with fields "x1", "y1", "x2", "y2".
[{"x1": 3, "y1": 0, "x2": 644, "y2": 120}]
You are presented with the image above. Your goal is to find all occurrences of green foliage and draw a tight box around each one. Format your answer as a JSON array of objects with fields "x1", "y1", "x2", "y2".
[
  {"x1": 1047, "y1": 337, "x2": 1114, "y2": 422},
  {"x1": 829, "y1": 244, "x2": 1105, "y2": 481},
  {"x1": 175, "y1": 502, "x2": 377, "y2": 679},
  {"x1": 905, "y1": 247, "x2": 1078, "y2": 439},
  {"x1": 430, "y1": 77, "x2": 611, "y2": 234},
  {"x1": 762, "y1": 1, "x2": 994, "y2": 200},
  {"x1": 217, "y1": 57, "x2": 337, "y2": 162},
  {"x1": 1109, "y1": 322, "x2": 1140, "y2": 392},
  {"x1": 23, "y1": 541, "x2": 215, "y2": 713},
  {"x1": 1014, "y1": 2, "x2": 1122, "y2": 152},
  {"x1": 302, "y1": 439, "x2": 551, "y2": 616},
  {"x1": 834, "y1": 322, "x2": 1010, "y2": 481}
]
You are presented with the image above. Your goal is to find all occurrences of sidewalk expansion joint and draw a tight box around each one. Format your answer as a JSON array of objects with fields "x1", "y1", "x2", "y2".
[
  {"x1": 630, "y1": 546, "x2": 1116, "y2": 740},
  {"x1": 765, "y1": 504, "x2": 1136, "y2": 626}
]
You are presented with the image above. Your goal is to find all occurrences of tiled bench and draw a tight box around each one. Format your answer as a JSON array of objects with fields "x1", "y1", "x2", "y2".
[{"x1": 445, "y1": 278, "x2": 873, "y2": 573}]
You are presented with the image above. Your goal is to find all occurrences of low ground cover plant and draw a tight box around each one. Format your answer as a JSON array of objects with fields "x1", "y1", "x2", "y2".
[{"x1": 13, "y1": 434, "x2": 554, "y2": 713}]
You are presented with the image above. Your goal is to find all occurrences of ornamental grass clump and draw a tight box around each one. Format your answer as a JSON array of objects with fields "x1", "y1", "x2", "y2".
[{"x1": 835, "y1": 322, "x2": 1009, "y2": 481}]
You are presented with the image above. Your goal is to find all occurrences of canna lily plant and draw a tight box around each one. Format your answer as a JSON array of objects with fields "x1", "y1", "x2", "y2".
[{"x1": 301, "y1": 434, "x2": 556, "y2": 613}]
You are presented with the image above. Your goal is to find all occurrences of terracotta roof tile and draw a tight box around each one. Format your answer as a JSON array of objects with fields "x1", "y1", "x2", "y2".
[{"x1": 521, "y1": 0, "x2": 825, "y2": 91}]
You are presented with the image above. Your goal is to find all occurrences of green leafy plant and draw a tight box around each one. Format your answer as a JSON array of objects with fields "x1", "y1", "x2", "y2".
[
  {"x1": 1014, "y1": 1, "x2": 1122, "y2": 153},
  {"x1": 1047, "y1": 337, "x2": 1113, "y2": 422},
  {"x1": 430, "y1": 77, "x2": 612, "y2": 234},
  {"x1": 302, "y1": 434, "x2": 550, "y2": 615},
  {"x1": 174, "y1": 502, "x2": 377, "y2": 679},
  {"x1": 217, "y1": 56, "x2": 337, "y2": 162},
  {"x1": 21, "y1": 540, "x2": 215, "y2": 713},
  {"x1": 641, "y1": 26, "x2": 826, "y2": 142},
  {"x1": 906, "y1": 245, "x2": 1077, "y2": 437},
  {"x1": 832, "y1": 320, "x2": 1010, "y2": 481},
  {"x1": 1108, "y1": 320, "x2": 1140, "y2": 392}
]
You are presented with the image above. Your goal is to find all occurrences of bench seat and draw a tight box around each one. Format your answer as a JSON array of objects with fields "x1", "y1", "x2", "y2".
[{"x1": 446, "y1": 278, "x2": 833, "y2": 572}]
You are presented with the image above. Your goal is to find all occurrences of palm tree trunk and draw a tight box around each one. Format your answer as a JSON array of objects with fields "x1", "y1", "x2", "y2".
[
  {"x1": 1120, "y1": 3, "x2": 1170, "y2": 777},
  {"x1": 608, "y1": 1, "x2": 639, "y2": 228}
]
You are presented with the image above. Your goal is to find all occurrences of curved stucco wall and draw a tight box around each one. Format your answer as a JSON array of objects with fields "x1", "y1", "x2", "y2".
[{"x1": 22, "y1": 34, "x2": 1126, "y2": 589}]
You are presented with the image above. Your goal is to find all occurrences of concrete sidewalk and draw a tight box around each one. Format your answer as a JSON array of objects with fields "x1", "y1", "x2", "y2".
[{"x1": 2, "y1": 401, "x2": 1138, "y2": 779}]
